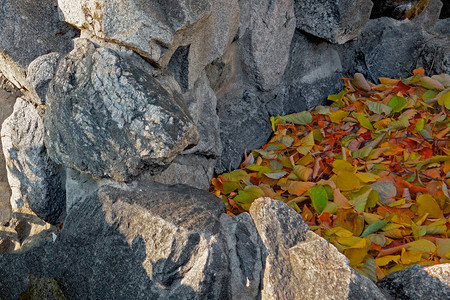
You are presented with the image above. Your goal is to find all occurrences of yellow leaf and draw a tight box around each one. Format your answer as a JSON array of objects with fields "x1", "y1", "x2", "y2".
[
  {"x1": 379, "y1": 78, "x2": 400, "y2": 85},
  {"x1": 356, "y1": 172, "x2": 380, "y2": 183},
  {"x1": 293, "y1": 165, "x2": 313, "y2": 181},
  {"x1": 416, "y1": 194, "x2": 444, "y2": 219},
  {"x1": 436, "y1": 238, "x2": 450, "y2": 259},
  {"x1": 296, "y1": 132, "x2": 315, "y2": 155},
  {"x1": 363, "y1": 212, "x2": 383, "y2": 224},
  {"x1": 438, "y1": 91, "x2": 450, "y2": 109},
  {"x1": 326, "y1": 227, "x2": 354, "y2": 237},
  {"x1": 329, "y1": 110, "x2": 350, "y2": 124},
  {"x1": 345, "y1": 244, "x2": 370, "y2": 267},
  {"x1": 375, "y1": 255, "x2": 400, "y2": 267},
  {"x1": 406, "y1": 239, "x2": 436, "y2": 253},
  {"x1": 332, "y1": 172, "x2": 361, "y2": 191},
  {"x1": 336, "y1": 236, "x2": 367, "y2": 249},
  {"x1": 400, "y1": 248, "x2": 422, "y2": 265},
  {"x1": 333, "y1": 160, "x2": 355, "y2": 172}
]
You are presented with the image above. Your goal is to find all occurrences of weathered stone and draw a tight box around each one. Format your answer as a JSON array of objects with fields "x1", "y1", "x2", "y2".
[
  {"x1": 0, "y1": 80, "x2": 18, "y2": 225},
  {"x1": 241, "y1": 0, "x2": 296, "y2": 91},
  {"x1": 44, "y1": 38, "x2": 199, "y2": 182},
  {"x1": 26, "y1": 53, "x2": 62, "y2": 105},
  {"x1": 371, "y1": 0, "x2": 426, "y2": 19},
  {"x1": 215, "y1": 86, "x2": 272, "y2": 173},
  {"x1": 143, "y1": 154, "x2": 216, "y2": 190},
  {"x1": 289, "y1": 231, "x2": 387, "y2": 299},
  {"x1": 1, "y1": 98, "x2": 65, "y2": 224},
  {"x1": 0, "y1": 182, "x2": 230, "y2": 299},
  {"x1": 0, "y1": 0, "x2": 78, "y2": 89},
  {"x1": 434, "y1": 18, "x2": 450, "y2": 35},
  {"x1": 294, "y1": 0, "x2": 373, "y2": 44},
  {"x1": 267, "y1": 31, "x2": 344, "y2": 115},
  {"x1": 377, "y1": 264, "x2": 450, "y2": 299},
  {"x1": 220, "y1": 213, "x2": 264, "y2": 300},
  {"x1": 249, "y1": 197, "x2": 310, "y2": 299},
  {"x1": 411, "y1": 0, "x2": 444, "y2": 29},
  {"x1": 58, "y1": 0, "x2": 239, "y2": 89}
]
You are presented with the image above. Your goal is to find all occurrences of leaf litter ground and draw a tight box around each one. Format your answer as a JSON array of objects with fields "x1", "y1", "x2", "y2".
[{"x1": 210, "y1": 69, "x2": 450, "y2": 282}]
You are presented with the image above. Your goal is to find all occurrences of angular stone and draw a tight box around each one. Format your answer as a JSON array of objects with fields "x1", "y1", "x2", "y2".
[
  {"x1": 44, "y1": 38, "x2": 199, "y2": 182},
  {"x1": 0, "y1": 182, "x2": 230, "y2": 299},
  {"x1": 241, "y1": 0, "x2": 296, "y2": 91},
  {"x1": 289, "y1": 231, "x2": 387, "y2": 299},
  {"x1": 220, "y1": 213, "x2": 264, "y2": 300},
  {"x1": 249, "y1": 197, "x2": 310, "y2": 299},
  {"x1": 294, "y1": 0, "x2": 373, "y2": 44},
  {"x1": 1, "y1": 98, "x2": 65, "y2": 224},
  {"x1": 267, "y1": 31, "x2": 344, "y2": 115},
  {"x1": 377, "y1": 264, "x2": 450, "y2": 300},
  {"x1": 26, "y1": 53, "x2": 62, "y2": 105},
  {"x1": 0, "y1": 0, "x2": 78, "y2": 89}
]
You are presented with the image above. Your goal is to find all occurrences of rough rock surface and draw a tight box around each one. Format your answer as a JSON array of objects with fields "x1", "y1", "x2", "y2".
[
  {"x1": 241, "y1": 0, "x2": 296, "y2": 91},
  {"x1": 1, "y1": 98, "x2": 65, "y2": 224},
  {"x1": 377, "y1": 264, "x2": 450, "y2": 299},
  {"x1": 44, "y1": 38, "x2": 199, "y2": 182},
  {"x1": 0, "y1": 182, "x2": 230, "y2": 299},
  {"x1": 294, "y1": 0, "x2": 374, "y2": 44},
  {"x1": 0, "y1": 0, "x2": 78, "y2": 89}
]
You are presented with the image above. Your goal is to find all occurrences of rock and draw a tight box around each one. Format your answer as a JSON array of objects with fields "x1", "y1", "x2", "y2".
[
  {"x1": 215, "y1": 86, "x2": 272, "y2": 173},
  {"x1": 1, "y1": 98, "x2": 65, "y2": 224},
  {"x1": 220, "y1": 213, "x2": 264, "y2": 299},
  {"x1": 249, "y1": 198, "x2": 387, "y2": 300},
  {"x1": 294, "y1": 0, "x2": 373, "y2": 44},
  {"x1": 0, "y1": 0, "x2": 78, "y2": 89},
  {"x1": 58, "y1": 0, "x2": 239, "y2": 89},
  {"x1": 440, "y1": 0, "x2": 450, "y2": 18},
  {"x1": 0, "y1": 182, "x2": 230, "y2": 299},
  {"x1": 377, "y1": 264, "x2": 450, "y2": 299},
  {"x1": 249, "y1": 197, "x2": 310, "y2": 299},
  {"x1": 371, "y1": 0, "x2": 425, "y2": 19},
  {"x1": 143, "y1": 154, "x2": 216, "y2": 190},
  {"x1": 289, "y1": 231, "x2": 387, "y2": 299},
  {"x1": 44, "y1": 38, "x2": 199, "y2": 182},
  {"x1": 266, "y1": 31, "x2": 344, "y2": 115},
  {"x1": 0, "y1": 80, "x2": 18, "y2": 225},
  {"x1": 241, "y1": 0, "x2": 296, "y2": 91},
  {"x1": 26, "y1": 53, "x2": 62, "y2": 105},
  {"x1": 19, "y1": 274, "x2": 66, "y2": 300},
  {"x1": 434, "y1": 18, "x2": 450, "y2": 35},
  {"x1": 411, "y1": 0, "x2": 444, "y2": 29}
]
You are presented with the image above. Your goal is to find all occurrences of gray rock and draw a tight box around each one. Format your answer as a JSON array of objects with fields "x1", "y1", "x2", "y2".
[
  {"x1": 0, "y1": 0, "x2": 78, "y2": 89},
  {"x1": 371, "y1": 0, "x2": 424, "y2": 19},
  {"x1": 220, "y1": 213, "x2": 264, "y2": 300},
  {"x1": 44, "y1": 38, "x2": 199, "y2": 182},
  {"x1": 434, "y1": 18, "x2": 450, "y2": 35},
  {"x1": 267, "y1": 30, "x2": 344, "y2": 114},
  {"x1": 377, "y1": 264, "x2": 450, "y2": 300},
  {"x1": 294, "y1": 0, "x2": 373, "y2": 44},
  {"x1": 411, "y1": 0, "x2": 443, "y2": 30},
  {"x1": 58, "y1": 0, "x2": 239, "y2": 88},
  {"x1": 289, "y1": 231, "x2": 387, "y2": 299},
  {"x1": 26, "y1": 53, "x2": 62, "y2": 105},
  {"x1": 0, "y1": 82, "x2": 18, "y2": 225},
  {"x1": 249, "y1": 197, "x2": 310, "y2": 299},
  {"x1": 182, "y1": 73, "x2": 221, "y2": 158},
  {"x1": 143, "y1": 154, "x2": 216, "y2": 190},
  {"x1": 249, "y1": 198, "x2": 386, "y2": 300},
  {"x1": 241, "y1": 0, "x2": 296, "y2": 91},
  {"x1": 215, "y1": 85, "x2": 272, "y2": 173},
  {"x1": 0, "y1": 182, "x2": 230, "y2": 299},
  {"x1": 1, "y1": 98, "x2": 65, "y2": 224}
]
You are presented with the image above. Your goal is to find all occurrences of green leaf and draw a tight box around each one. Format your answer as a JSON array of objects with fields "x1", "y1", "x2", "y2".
[
  {"x1": 438, "y1": 91, "x2": 450, "y2": 109},
  {"x1": 233, "y1": 186, "x2": 264, "y2": 211},
  {"x1": 264, "y1": 171, "x2": 288, "y2": 179},
  {"x1": 329, "y1": 110, "x2": 350, "y2": 124},
  {"x1": 367, "y1": 101, "x2": 392, "y2": 115},
  {"x1": 328, "y1": 89, "x2": 348, "y2": 107},
  {"x1": 414, "y1": 118, "x2": 425, "y2": 132},
  {"x1": 246, "y1": 164, "x2": 272, "y2": 174},
  {"x1": 357, "y1": 113, "x2": 375, "y2": 131},
  {"x1": 308, "y1": 185, "x2": 328, "y2": 213},
  {"x1": 388, "y1": 117, "x2": 410, "y2": 129},
  {"x1": 280, "y1": 111, "x2": 313, "y2": 125},
  {"x1": 370, "y1": 181, "x2": 396, "y2": 204},
  {"x1": 316, "y1": 105, "x2": 331, "y2": 114},
  {"x1": 422, "y1": 90, "x2": 438, "y2": 101},
  {"x1": 388, "y1": 96, "x2": 408, "y2": 114},
  {"x1": 361, "y1": 220, "x2": 388, "y2": 238},
  {"x1": 223, "y1": 169, "x2": 250, "y2": 183}
]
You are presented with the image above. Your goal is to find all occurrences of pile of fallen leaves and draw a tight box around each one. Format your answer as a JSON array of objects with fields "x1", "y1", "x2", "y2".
[{"x1": 210, "y1": 68, "x2": 450, "y2": 282}]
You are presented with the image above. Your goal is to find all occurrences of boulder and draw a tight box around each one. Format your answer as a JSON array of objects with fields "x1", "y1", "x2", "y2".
[
  {"x1": 26, "y1": 53, "x2": 62, "y2": 105},
  {"x1": 377, "y1": 264, "x2": 450, "y2": 299},
  {"x1": 1, "y1": 98, "x2": 65, "y2": 224},
  {"x1": 0, "y1": 182, "x2": 231, "y2": 299},
  {"x1": 0, "y1": 0, "x2": 78, "y2": 89},
  {"x1": 266, "y1": 31, "x2": 344, "y2": 115},
  {"x1": 249, "y1": 197, "x2": 387, "y2": 300},
  {"x1": 240, "y1": 0, "x2": 296, "y2": 91},
  {"x1": 44, "y1": 38, "x2": 199, "y2": 182},
  {"x1": 294, "y1": 0, "x2": 373, "y2": 44},
  {"x1": 58, "y1": 0, "x2": 240, "y2": 89}
]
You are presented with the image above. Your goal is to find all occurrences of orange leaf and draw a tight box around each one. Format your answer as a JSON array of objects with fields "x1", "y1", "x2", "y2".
[{"x1": 286, "y1": 181, "x2": 315, "y2": 196}]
